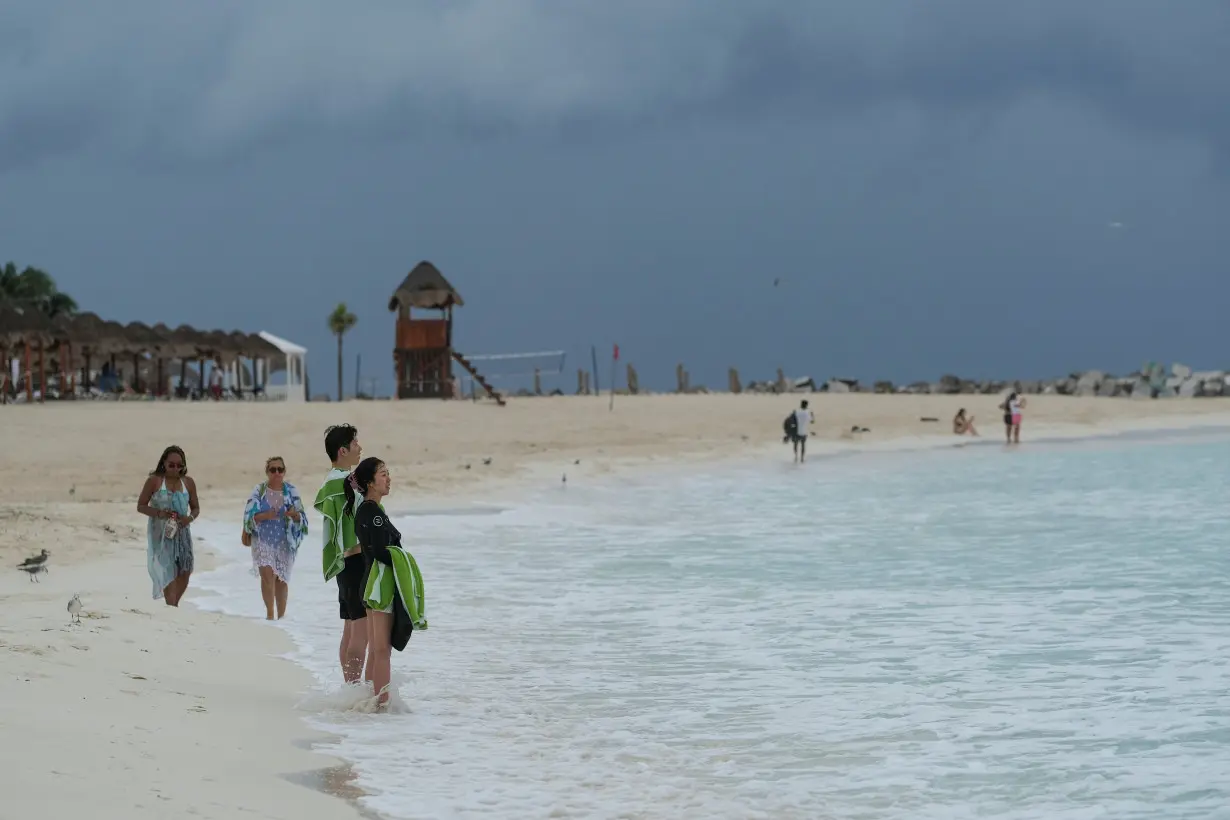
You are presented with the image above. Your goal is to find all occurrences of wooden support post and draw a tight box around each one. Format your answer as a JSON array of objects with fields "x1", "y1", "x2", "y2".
[
  {"x1": 676, "y1": 363, "x2": 685, "y2": 393},
  {"x1": 729, "y1": 368, "x2": 742, "y2": 394},
  {"x1": 38, "y1": 342, "x2": 45, "y2": 403},
  {"x1": 626, "y1": 364, "x2": 639, "y2": 395},
  {"x1": 534, "y1": 368, "x2": 542, "y2": 396},
  {"x1": 24, "y1": 343, "x2": 33, "y2": 402}
]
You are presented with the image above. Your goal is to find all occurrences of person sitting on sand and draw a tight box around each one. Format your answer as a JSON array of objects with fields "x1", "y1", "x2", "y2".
[
  {"x1": 136, "y1": 445, "x2": 199, "y2": 606},
  {"x1": 243, "y1": 456, "x2": 308, "y2": 620},
  {"x1": 349, "y1": 457, "x2": 427, "y2": 708},
  {"x1": 953, "y1": 408, "x2": 979, "y2": 436}
]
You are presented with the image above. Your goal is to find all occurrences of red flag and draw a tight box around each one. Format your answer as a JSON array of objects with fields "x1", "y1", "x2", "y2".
[{"x1": 613, "y1": 344, "x2": 620, "y2": 360}]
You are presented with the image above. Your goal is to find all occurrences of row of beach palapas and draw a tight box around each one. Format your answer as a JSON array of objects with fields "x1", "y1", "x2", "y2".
[
  {"x1": 560, "y1": 362, "x2": 1226, "y2": 400},
  {"x1": 0, "y1": 303, "x2": 286, "y2": 402}
]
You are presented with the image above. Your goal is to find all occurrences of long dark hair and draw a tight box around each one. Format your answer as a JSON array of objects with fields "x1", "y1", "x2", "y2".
[
  {"x1": 151, "y1": 445, "x2": 188, "y2": 476},
  {"x1": 343, "y1": 456, "x2": 384, "y2": 517}
]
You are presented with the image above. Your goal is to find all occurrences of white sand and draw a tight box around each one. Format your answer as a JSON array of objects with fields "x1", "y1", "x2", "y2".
[{"x1": 3, "y1": 393, "x2": 1230, "y2": 816}]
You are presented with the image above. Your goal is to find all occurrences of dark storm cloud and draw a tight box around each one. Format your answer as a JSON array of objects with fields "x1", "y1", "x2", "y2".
[{"x1": 2, "y1": 0, "x2": 1229, "y2": 169}]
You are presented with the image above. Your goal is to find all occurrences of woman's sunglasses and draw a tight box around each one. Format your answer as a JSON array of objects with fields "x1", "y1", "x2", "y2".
[
  {"x1": 267, "y1": 466, "x2": 285, "y2": 474},
  {"x1": 165, "y1": 461, "x2": 184, "y2": 470}
]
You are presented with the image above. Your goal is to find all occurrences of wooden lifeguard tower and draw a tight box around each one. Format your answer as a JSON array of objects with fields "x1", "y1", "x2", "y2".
[{"x1": 388, "y1": 261, "x2": 503, "y2": 403}]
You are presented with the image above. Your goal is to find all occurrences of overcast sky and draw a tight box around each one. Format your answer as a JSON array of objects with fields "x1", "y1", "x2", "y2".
[{"x1": 3, "y1": 1, "x2": 1229, "y2": 394}]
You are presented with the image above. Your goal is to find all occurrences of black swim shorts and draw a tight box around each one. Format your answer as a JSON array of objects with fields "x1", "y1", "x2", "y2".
[{"x1": 337, "y1": 553, "x2": 368, "y2": 621}]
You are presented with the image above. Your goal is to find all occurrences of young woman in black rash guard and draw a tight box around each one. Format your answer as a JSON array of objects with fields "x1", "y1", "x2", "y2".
[{"x1": 347, "y1": 457, "x2": 406, "y2": 707}]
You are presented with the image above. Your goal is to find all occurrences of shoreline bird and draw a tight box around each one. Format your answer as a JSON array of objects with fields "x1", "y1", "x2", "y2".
[
  {"x1": 17, "y1": 549, "x2": 49, "y2": 571},
  {"x1": 68, "y1": 594, "x2": 83, "y2": 624},
  {"x1": 20, "y1": 563, "x2": 47, "y2": 582}
]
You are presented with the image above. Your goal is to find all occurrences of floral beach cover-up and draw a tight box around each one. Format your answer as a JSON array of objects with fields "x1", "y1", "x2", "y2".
[{"x1": 243, "y1": 482, "x2": 308, "y2": 584}]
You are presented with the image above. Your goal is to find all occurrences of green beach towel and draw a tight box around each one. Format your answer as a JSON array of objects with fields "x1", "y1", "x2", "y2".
[
  {"x1": 314, "y1": 468, "x2": 357, "y2": 581},
  {"x1": 364, "y1": 547, "x2": 428, "y2": 632}
]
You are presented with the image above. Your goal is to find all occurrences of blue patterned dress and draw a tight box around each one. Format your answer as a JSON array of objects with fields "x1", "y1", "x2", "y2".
[
  {"x1": 146, "y1": 478, "x2": 194, "y2": 598},
  {"x1": 243, "y1": 482, "x2": 308, "y2": 583}
]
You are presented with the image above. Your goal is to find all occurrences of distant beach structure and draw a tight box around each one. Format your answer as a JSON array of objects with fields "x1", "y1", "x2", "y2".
[
  {"x1": 0, "y1": 302, "x2": 307, "y2": 403},
  {"x1": 388, "y1": 260, "x2": 508, "y2": 405}
]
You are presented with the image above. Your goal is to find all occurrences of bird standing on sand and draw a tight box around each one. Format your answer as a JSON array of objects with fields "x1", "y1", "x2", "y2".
[
  {"x1": 67, "y1": 594, "x2": 83, "y2": 624},
  {"x1": 18, "y1": 549, "x2": 49, "y2": 571},
  {"x1": 19, "y1": 563, "x2": 48, "y2": 582}
]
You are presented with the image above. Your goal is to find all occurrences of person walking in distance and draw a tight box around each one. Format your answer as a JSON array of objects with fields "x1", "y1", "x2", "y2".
[
  {"x1": 793, "y1": 399, "x2": 815, "y2": 463},
  {"x1": 314, "y1": 424, "x2": 368, "y2": 684}
]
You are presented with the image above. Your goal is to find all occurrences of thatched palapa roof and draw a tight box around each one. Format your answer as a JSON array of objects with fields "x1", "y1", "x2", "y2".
[
  {"x1": 123, "y1": 321, "x2": 170, "y2": 354},
  {"x1": 56, "y1": 311, "x2": 129, "y2": 354},
  {"x1": 0, "y1": 304, "x2": 41, "y2": 343},
  {"x1": 388, "y1": 261, "x2": 464, "y2": 311},
  {"x1": 0, "y1": 304, "x2": 53, "y2": 344},
  {"x1": 1, "y1": 309, "x2": 295, "y2": 363}
]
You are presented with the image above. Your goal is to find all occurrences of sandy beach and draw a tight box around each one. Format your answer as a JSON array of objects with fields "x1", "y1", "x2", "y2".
[{"x1": 4, "y1": 393, "x2": 1230, "y2": 817}]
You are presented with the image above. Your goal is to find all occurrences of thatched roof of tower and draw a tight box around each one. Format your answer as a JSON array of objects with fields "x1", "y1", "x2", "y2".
[{"x1": 388, "y1": 261, "x2": 464, "y2": 311}]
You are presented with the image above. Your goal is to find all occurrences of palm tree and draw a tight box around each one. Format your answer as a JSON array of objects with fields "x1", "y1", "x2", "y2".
[
  {"x1": 327, "y1": 302, "x2": 357, "y2": 402},
  {"x1": 0, "y1": 262, "x2": 78, "y2": 317}
]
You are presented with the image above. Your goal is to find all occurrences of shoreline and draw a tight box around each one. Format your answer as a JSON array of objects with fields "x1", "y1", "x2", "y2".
[
  {"x1": 187, "y1": 538, "x2": 379, "y2": 819},
  {"x1": 0, "y1": 537, "x2": 369, "y2": 820},
  {"x1": 7, "y1": 396, "x2": 1230, "y2": 818}
]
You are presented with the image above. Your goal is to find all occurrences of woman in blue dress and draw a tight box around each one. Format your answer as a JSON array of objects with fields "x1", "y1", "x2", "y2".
[
  {"x1": 243, "y1": 456, "x2": 308, "y2": 620},
  {"x1": 137, "y1": 445, "x2": 199, "y2": 606}
]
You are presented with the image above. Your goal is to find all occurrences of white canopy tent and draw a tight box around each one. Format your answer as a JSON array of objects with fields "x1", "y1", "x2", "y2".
[{"x1": 258, "y1": 331, "x2": 307, "y2": 402}]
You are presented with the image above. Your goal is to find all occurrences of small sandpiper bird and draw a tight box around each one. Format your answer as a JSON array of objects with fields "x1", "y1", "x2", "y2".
[
  {"x1": 67, "y1": 594, "x2": 83, "y2": 624},
  {"x1": 19, "y1": 563, "x2": 48, "y2": 582},
  {"x1": 17, "y1": 549, "x2": 49, "y2": 571}
]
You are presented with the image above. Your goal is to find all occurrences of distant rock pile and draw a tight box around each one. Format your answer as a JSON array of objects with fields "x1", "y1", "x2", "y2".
[{"x1": 742, "y1": 363, "x2": 1230, "y2": 398}]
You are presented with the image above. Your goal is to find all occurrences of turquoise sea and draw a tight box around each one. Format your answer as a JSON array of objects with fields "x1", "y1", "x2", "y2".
[{"x1": 196, "y1": 429, "x2": 1230, "y2": 819}]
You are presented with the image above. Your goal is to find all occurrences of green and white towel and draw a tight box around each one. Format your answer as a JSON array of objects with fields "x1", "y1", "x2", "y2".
[
  {"x1": 363, "y1": 547, "x2": 428, "y2": 630},
  {"x1": 314, "y1": 468, "x2": 357, "y2": 581}
]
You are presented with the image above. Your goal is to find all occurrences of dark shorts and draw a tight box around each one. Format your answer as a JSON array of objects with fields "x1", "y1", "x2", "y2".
[
  {"x1": 792, "y1": 433, "x2": 808, "y2": 445},
  {"x1": 337, "y1": 553, "x2": 368, "y2": 621}
]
